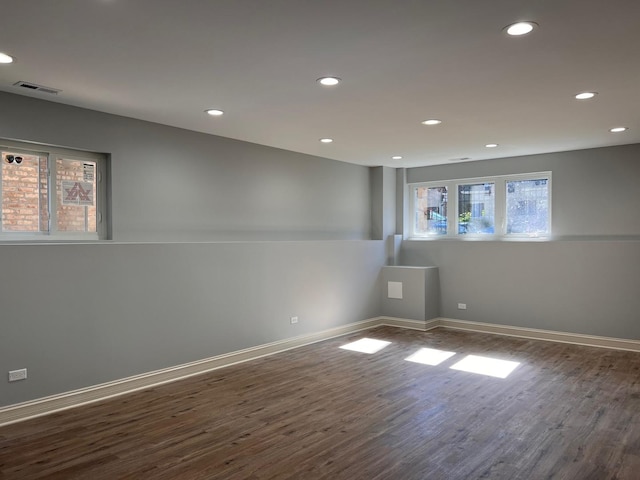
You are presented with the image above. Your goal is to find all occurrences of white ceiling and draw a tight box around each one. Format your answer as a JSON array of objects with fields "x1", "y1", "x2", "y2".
[{"x1": 0, "y1": 0, "x2": 638, "y2": 167}]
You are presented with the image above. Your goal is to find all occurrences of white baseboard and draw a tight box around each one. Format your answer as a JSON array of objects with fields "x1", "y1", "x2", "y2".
[
  {"x1": 436, "y1": 317, "x2": 640, "y2": 352},
  {"x1": 377, "y1": 316, "x2": 440, "y2": 331},
  {"x1": 2, "y1": 316, "x2": 638, "y2": 427}
]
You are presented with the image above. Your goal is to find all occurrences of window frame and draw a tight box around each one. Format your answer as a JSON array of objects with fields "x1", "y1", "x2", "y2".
[
  {"x1": 408, "y1": 171, "x2": 552, "y2": 240},
  {"x1": 0, "y1": 139, "x2": 109, "y2": 241}
]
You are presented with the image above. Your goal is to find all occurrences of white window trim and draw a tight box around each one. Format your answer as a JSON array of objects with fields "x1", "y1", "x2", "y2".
[
  {"x1": 0, "y1": 138, "x2": 108, "y2": 242},
  {"x1": 408, "y1": 171, "x2": 552, "y2": 241}
]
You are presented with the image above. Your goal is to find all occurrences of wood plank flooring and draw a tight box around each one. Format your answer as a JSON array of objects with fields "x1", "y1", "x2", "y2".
[{"x1": 1, "y1": 326, "x2": 640, "y2": 479}]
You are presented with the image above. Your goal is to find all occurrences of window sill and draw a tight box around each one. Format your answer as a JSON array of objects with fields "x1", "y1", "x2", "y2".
[
  {"x1": 0, "y1": 234, "x2": 102, "y2": 243},
  {"x1": 407, "y1": 235, "x2": 552, "y2": 242}
]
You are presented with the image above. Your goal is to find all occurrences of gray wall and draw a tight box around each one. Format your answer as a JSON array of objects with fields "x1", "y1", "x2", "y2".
[
  {"x1": 0, "y1": 92, "x2": 371, "y2": 242},
  {"x1": 1, "y1": 241, "x2": 383, "y2": 406},
  {"x1": 0, "y1": 92, "x2": 384, "y2": 406},
  {"x1": 402, "y1": 144, "x2": 640, "y2": 339},
  {"x1": 370, "y1": 166, "x2": 396, "y2": 241},
  {"x1": 402, "y1": 240, "x2": 640, "y2": 339},
  {"x1": 395, "y1": 168, "x2": 406, "y2": 235},
  {"x1": 382, "y1": 166, "x2": 396, "y2": 239},
  {"x1": 3, "y1": 90, "x2": 638, "y2": 407},
  {"x1": 408, "y1": 144, "x2": 640, "y2": 238},
  {"x1": 381, "y1": 266, "x2": 440, "y2": 321}
]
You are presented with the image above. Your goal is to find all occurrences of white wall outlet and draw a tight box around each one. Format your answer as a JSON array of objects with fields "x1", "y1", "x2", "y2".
[
  {"x1": 457, "y1": 303, "x2": 467, "y2": 310},
  {"x1": 8, "y1": 368, "x2": 27, "y2": 382},
  {"x1": 290, "y1": 316, "x2": 299, "y2": 324}
]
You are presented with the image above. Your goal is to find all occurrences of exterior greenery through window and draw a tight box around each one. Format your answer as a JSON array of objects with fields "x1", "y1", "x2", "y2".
[
  {"x1": 1, "y1": 139, "x2": 108, "y2": 240},
  {"x1": 410, "y1": 172, "x2": 551, "y2": 239}
]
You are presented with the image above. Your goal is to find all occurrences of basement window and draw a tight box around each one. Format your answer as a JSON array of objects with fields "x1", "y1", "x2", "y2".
[
  {"x1": 412, "y1": 186, "x2": 448, "y2": 235},
  {"x1": 409, "y1": 172, "x2": 551, "y2": 240},
  {"x1": 1, "y1": 139, "x2": 109, "y2": 241},
  {"x1": 458, "y1": 182, "x2": 495, "y2": 234}
]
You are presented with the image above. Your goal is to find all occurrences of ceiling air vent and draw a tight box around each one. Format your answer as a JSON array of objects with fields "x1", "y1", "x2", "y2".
[{"x1": 13, "y1": 81, "x2": 61, "y2": 95}]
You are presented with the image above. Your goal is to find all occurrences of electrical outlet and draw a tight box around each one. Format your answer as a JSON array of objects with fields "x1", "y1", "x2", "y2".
[
  {"x1": 8, "y1": 368, "x2": 27, "y2": 382},
  {"x1": 457, "y1": 303, "x2": 467, "y2": 310},
  {"x1": 290, "y1": 316, "x2": 299, "y2": 324}
]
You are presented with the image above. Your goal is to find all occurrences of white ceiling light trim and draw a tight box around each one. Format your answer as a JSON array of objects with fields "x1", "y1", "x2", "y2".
[
  {"x1": 317, "y1": 76, "x2": 341, "y2": 86},
  {"x1": 205, "y1": 109, "x2": 224, "y2": 116},
  {"x1": 609, "y1": 127, "x2": 628, "y2": 133},
  {"x1": 421, "y1": 119, "x2": 442, "y2": 126},
  {"x1": 504, "y1": 21, "x2": 538, "y2": 36},
  {"x1": 0, "y1": 52, "x2": 14, "y2": 64},
  {"x1": 485, "y1": 143, "x2": 499, "y2": 148},
  {"x1": 391, "y1": 156, "x2": 403, "y2": 160},
  {"x1": 575, "y1": 92, "x2": 597, "y2": 100},
  {"x1": 319, "y1": 138, "x2": 333, "y2": 143}
]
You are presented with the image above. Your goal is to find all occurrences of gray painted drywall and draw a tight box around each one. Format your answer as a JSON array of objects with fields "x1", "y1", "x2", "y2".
[
  {"x1": 370, "y1": 166, "x2": 396, "y2": 241},
  {"x1": 395, "y1": 168, "x2": 406, "y2": 236},
  {"x1": 401, "y1": 240, "x2": 640, "y2": 339},
  {"x1": 382, "y1": 166, "x2": 396, "y2": 239},
  {"x1": 0, "y1": 241, "x2": 385, "y2": 407},
  {"x1": 408, "y1": 144, "x2": 640, "y2": 238},
  {"x1": 3, "y1": 91, "x2": 638, "y2": 409},
  {"x1": 0, "y1": 92, "x2": 371, "y2": 241},
  {"x1": 370, "y1": 167, "x2": 383, "y2": 240},
  {"x1": 0, "y1": 92, "x2": 385, "y2": 407},
  {"x1": 385, "y1": 234, "x2": 402, "y2": 266},
  {"x1": 401, "y1": 144, "x2": 640, "y2": 339},
  {"x1": 381, "y1": 266, "x2": 440, "y2": 321}
]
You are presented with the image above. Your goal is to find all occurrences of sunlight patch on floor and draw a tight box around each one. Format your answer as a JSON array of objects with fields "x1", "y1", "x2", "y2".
[
  {"x1": 405, "y1": 347, "x2": 457, "y2": 366},
  {"x1": 450, "y1": 354, "x2": 520, "y2": 378},
  {"x1": 339, "y1": 338, "x2": 391, "y2": 354}
]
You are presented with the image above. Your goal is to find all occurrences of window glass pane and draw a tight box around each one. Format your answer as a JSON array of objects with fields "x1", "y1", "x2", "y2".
[
  {"x1": 458, "y1": 182, "x2": 495, "y2": 234},
  {"x1": 506, "y1": 178, "x2": 549, "y2": 235},
  {"x1": 414, "y1": 186, "x2": 448, "y2": 235},
  {"x1": 2, "y1": 151, "x2": 48, "y2": 232},
  {"x1": 56, "y1": 158, "x2": 97, "y2": 233}
]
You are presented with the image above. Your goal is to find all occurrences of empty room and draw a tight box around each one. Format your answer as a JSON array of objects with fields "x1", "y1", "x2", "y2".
[{"x1": 1, "y1": 1, "x2": 639, "y2": 479}]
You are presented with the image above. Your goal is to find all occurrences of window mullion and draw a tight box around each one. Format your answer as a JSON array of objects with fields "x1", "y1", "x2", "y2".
[
  {"x1": 408, "y1": 185, "x2": 415, "y2": 237},
  {"x1": 494, "y1": 178, "x2": 506, "y2": 235},
  {"x1": 447, "y1": 181, "x2": 456, "y2": 237},
  {"x1": 48, "y1": 154, "x2": 57, "y2": 236}
]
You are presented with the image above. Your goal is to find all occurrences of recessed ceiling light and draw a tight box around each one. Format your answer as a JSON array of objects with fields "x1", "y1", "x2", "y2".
[
  {"x1": 391, "y1": 156, "x2": 403, "y2": 160},
  {"x1": 0, "y1": 52, "x2": 14, "y2": 64},
  {"x1": 504, "y1": 21, "x2": 538, "y2": 36},
  {"x1": 205, "y1": 109, "x2": 224, "y2": 116},
  {"x1": 575, "y1": 92, "x2": 597, "y2": 100},
  {"x1": 317, "y1": 77, "x2": 341, "y2": 86},
  {"x1": 320, "y1": 138, "x2": 333, "y2": 143},
  {"x1": 609, "y1": 127, "x2": 628, "y2": 133},
  {"x1": 485, "y1": 143, "x2": 499, "y2": 148},
  {"x1": 421, "y1": 119, "x2": 442, "y2": 126}
]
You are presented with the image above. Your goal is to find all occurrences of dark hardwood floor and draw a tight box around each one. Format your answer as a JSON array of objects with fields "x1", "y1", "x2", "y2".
[{"x1": 1, "y1": 326, "x2": 640, "y2": 479}]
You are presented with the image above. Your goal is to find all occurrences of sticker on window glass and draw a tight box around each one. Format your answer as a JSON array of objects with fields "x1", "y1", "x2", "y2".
[
  {"x1": 62, "y1": 181, "x2": 94, "y2": 206},
  {"x1": 83, "y1": 163, "x2": 95, "y2": 182}
]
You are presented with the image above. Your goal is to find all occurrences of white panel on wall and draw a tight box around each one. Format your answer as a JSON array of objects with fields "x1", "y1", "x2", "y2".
[{"x1": 388, "y1": 281, "x2": 403, "y2": 299}]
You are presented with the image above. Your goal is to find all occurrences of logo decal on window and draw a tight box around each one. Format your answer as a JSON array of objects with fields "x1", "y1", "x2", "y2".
[{"x1": 62, "y1": 181, "x2": 94, "y2": 206}]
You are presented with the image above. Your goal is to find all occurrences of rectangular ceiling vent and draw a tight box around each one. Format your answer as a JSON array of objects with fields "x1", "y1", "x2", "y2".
[{"x1": 13, "y1": 81, "x2": 61, "y2": 95}]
